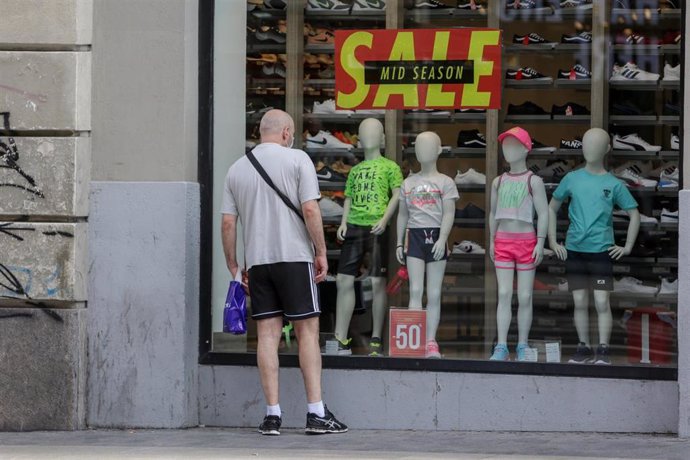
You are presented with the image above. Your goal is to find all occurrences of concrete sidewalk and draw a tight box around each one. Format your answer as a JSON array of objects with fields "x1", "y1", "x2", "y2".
[{"x1": 0, "y1": 428, "x2": 689, "y2": 459}]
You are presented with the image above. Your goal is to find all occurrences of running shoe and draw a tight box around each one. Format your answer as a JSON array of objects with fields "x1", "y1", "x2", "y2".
[
  {"x1": 368, "y1": 337, "x2": 383, "y2": 357},
  {"x1": 411, "y1": 0, "x2": 451, "y2": 8},
  {"x1": 612, "y1": 133, "x2": 661, "y2": 152},
  {"x1": 457, "y1": 0, "x2": 485, "y2": 9},
  {"x1": 611, "y1": 100, "x2": 648, "y2": 116},
  {"x1": 490, "y1": 343, "x2": 510, "y2": 361},
  {"x1": 559, "y1": 138, "x2": 582, "y2": 149},
  {"x1": 316, "y1": 165, "x2": 348, "y2": 182},
  {"x1": 663, "y1": 63, "x2": 680, "y2": 81},
  {"x1": 352, "y1": 0, "x2": 386, "y2": 10},
  {"x1": 507, "y1": 101, "x2": 549, "y2": 115},
  {"x1": 452, "y1": 240, "x2": 485, "y2": 254},
  {"x1": 670, "y1": 134, "x2": 679, "y2": 150},
  {"x1": 505, "y1": 67, "x2": 550, "y2": 81},
  {"x1": 568, "y1": 342, "x2": 594, "y2": 364},
  {"x1": 335, "y1": 337, "x2": 352, "y2": 355},
  {"x1": 561, "y1": 31, "x2": 592, "y2": 44},
  {"x1": 649, "y1": 161, "x2": 678, "y2": 178},
  {"x1": 594, "y1": 345, "x2": 611, "y2": 365},
  {"x1": 255, "y1": 26, "x2": 286, "y2": 44},
  {"x1": 660, "y1": 208, "x2": 679, "y2": 223},
  {"x1": 613, "y1": 160, "x2": 652, "y2": 175},
  {"x1": 614, "y1": 167, "x2": 658, "y2": 188},
  {"x1": 659, "y1": 168, "x2": 679, "y2": 188},
  {"x1": 307, "y1": 28, "x2": 335, "y2": 45},
  {"x1": 614, "y1": 276, "x2": 658, "y2": 294},
  {"x1": 557, "y1": 64, "x2": 591, "y2": 80},
  {"x1": 536, "y1": 160, "x2": 571, "y2": 180},
  {"x1": 454, "y1": 168, "x2": 486, "y2": 185},
  {"x1": 319, "y1": 197, "x2": 344, "y2": 217},
  {"x1": 506, "y1": 0, "x2": 540, "y2": 8},
  {"x1": 306, "y1": 131, "x2": 354, "y2": 150},
  {"x1": 313, "y1": 99, "x2": 353, "y2": 115},
  {"x1": 512, "y1": 33, "x2": 554, "y2": 45},
  {"x1": 610, "y1": 62, "x2": 659, "y2": 81},
  {"x1": 259, "y1": 415, "x2": 282, "y2": 436},
  {"x1": 516, "y1": 343, "x2": 530, "y2": 362},
  {"x1": 426, "y1": 340, "x2": 441, "y2": 359},
  {"x1": 658, "y1": 277, "x2": 678, "y2": 295},
  {"x1": 306, "y1": 0, "x2": 352, "y2": 11},
  {"x1": 559, "y1": 0, "x2": 592, "y2": 8},
  {"x1": 457, "y1": 129, "x2": 487, "y2": 148},
  {"x1": 305, "y1": 406, "x2": 348, "y2": 434},
  {"x1": 552, "y1": 102, "x2": 590, "y2": 116},
  {"x1": 261, "y1": 63, "x2": 286, "y2": 78}
]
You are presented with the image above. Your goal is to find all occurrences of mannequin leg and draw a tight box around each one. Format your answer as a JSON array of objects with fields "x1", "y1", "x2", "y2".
[
  {"x1": 592, "y1": 290, "x2": 612, "y2": 345},
  {"x1": 370, "y1": 276, "x2": 387, "y2": 339},
  {"x1": 515, "y1": 269, "x2": 535, "y2": 345},
  {"x1": 334, "y1": 273, "x2": 356, "y2": 341},
  {"x1": 571, "y1": 289, "x2": 590, "y2": 346},
  {"x1": 406, "y1": 257, "x2": 426, "y2": 310},
  {"x1": 425, "y1": 260, "x2": 447, "y2": 342},
  {"x1": 495, "y1": 268, "x2": 515, "y2": 345}
]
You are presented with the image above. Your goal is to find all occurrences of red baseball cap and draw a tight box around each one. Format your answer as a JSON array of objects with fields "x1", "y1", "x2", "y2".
[{"x1": 498, "y1": 127, "x2": 532, "y2": 151}]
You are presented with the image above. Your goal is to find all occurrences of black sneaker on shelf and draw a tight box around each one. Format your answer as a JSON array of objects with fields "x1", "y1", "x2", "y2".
[
  {"x1": 552, "y1": 102, "x2": 590, "y2": 116},
  {"x1": 505, "y1": 67, "x2": 550, "y2": 80},
  {"x1": 512, "y1": 33, "x2": 554, "y2": 45},
  {"x1": 594, "y1": 344, "x2": 611, "y2": 365},
  {"x1": 561, "y1": 31, "x2": 592, "y2": 44},
  {"x1": 305, "y1": 406, "x2": 348, "y2": 434},
  {"x1": 531, "y1": 139, "x2": 552, "y2": 150},
  {"x1": 611, "y1": 101, "x2": 647, "y2": 116},
  {"x1": 560, "y1": 138, "x2": 583, "y2": 149},
  {"x1": 557, "y1": 64, "x2": 591, "y2": 80},
  {"x1": 259, "y1": 415, "x2": 282, "y2": 436},
  {"x1": 507, "y1": 101, "x2": 549, "y2": 115},
  {"x1": 255, "y1": 27, "x2": 287, "y2": 44},
  {"x1": 455, "y1": 203, "x2": 485, "y2": 219},
  {"x1": 568, "y1": 342, "x2": 594, "y2": 364},
  {"x1": 316, "y1": 165, "x2": 348, "y2": 182},
  {"x1": 457, "y1": 129, "x2": 487, "y2": 148},
  {"x1": 368, "y1": 337, "x2": 383, "y2": 356}
]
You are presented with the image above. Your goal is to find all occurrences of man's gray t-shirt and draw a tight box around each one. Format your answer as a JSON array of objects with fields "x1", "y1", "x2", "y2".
[{"x1": 221, "y1": 143, "x2": 321, "y2": 269}]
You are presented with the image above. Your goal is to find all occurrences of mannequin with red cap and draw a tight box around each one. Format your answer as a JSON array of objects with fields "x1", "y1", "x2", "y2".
[{"x1": 488, "y1": 127, "x2": 549, "y2": 361}]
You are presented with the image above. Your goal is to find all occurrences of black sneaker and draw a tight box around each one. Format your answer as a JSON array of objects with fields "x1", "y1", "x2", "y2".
[
  {"x1": 557, "y1": 64, "x2": 591, "y2": 80},
  {"x1": 316, "y1": 165, "x2": 347, "y2": 182},
  {"x1": 552, "y1": 102, "x2": 590, "y2": 116},
  {"x1": 505, "y1": 67, "x2": 550, "y2": 80},
  {"x1": 455, "y1": 202, "x2": 485, "y2": 219},
  {"x1": 611, "y1": 101, "x2": 646, "y2": 116},
  {"x1": 594, "y1": 344, "x2": 611, "y2": 365},
  {"x1": 512, "y1": 33, "x2": 554, "y2": 45},
  {"x1": 259, "y1": 415, "x2": 282, "y2": 435},
  {"x1": 560, "y1": 138, "x2": 583, "y2": 149},
  {"x1": 663, "y1": 102, "x2": 680, "y2": 116},
  {"x1": 337, "y1": 337, "x2": 352, "y2": 355},
  {"x1": 369, "y1": 337, "x2": 383, "y2": 356},
  {"x1": 507, "y1": 101, "x2": 549, "y2": 115},
  {"x1": 568, "y1": 342, "x2": 594, "y2": 364},
  {"x1": 457, "y1": 129, "x2": 487, "y2": 148},
  {"x1": 305, "y1": 406, "x2": 348, "y2": 434},
  {"x1": 561, "y1": 31, "x2": 592, "y2": 44}
]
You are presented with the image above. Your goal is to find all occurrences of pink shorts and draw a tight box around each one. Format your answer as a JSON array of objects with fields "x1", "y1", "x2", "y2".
[{"x1": 494, "y1": 231, "x2": 537, "y2": 271}]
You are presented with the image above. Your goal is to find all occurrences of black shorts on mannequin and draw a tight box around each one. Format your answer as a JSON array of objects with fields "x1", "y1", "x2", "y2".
[
  {"x1": 405, "y1": 227, "x2": 448, "y2": 263},
  {"x1": 565, "y1": 250, "x2": 614, "y2": 291},
  {"x1": 337, "y1": 224, "x2": 388, "y2": 277},
  {"x1": 248, "y1": 262, "x2": 321, "y2": 319}
]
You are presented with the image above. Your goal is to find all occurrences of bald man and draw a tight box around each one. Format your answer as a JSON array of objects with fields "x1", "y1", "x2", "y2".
[{"x1": 221, "y1": 110, "x2": 347, "y2": 435}]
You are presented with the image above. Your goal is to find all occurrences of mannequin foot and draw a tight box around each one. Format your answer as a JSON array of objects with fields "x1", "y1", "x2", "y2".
[
  {"x1": 368, "y1": 337, "x2": 383, "y2": 357},
  {"x1": 425, "y1": 339, "x2": 441, "y2": 359},
  {"x1": 515, "y1": 343, "x2": 529, "y2": 362},
  {"x1": 568, "y1": 342, "x2": 594, "y2": 364},
  {"x1": 336, "y1": 337, "x2": 352, "y2": 356},
  {"x1": 489, "y1": 343, "x2": 510, "y2": 361},
  {"x1": 594, "y1": 344, "x2": 611, "y2": 365}
]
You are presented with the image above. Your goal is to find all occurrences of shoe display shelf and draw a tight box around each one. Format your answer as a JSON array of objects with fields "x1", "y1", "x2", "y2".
[
  {"x1": 504, "y1": 43, "x2": 591, "y2": 53},
  {"x1": 403, "y1": 146, "x2": 486, "y2": 158}
]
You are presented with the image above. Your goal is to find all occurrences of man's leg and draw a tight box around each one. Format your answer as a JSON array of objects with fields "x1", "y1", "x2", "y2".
[
  {"x1": 293, "y1": 316, "x2": 322, "y2": 404},
  {"x1": 256, "y1": 316, "x2": 285, "y2": 406}
]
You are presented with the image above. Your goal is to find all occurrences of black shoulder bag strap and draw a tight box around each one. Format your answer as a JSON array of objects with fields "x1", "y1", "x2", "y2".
[{"x1": 246, "y1": 150, "x2": 305, "y2": 222}]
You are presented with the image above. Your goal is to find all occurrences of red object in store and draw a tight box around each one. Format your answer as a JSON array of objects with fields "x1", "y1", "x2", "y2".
[
  {"x1": 389, "y1": 308, "x2": 426, "y2": 358},
  {"x1": 623, "y1": 307, "x2": 676, "y2": 364},
  {"x1": 386, "y1": 266, "x2": 409, "y2": 295}
]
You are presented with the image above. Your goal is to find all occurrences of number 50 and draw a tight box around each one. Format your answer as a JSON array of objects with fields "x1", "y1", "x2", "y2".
[{"x1": 396, "y1": 323, "x2": 421, "y2": 350}]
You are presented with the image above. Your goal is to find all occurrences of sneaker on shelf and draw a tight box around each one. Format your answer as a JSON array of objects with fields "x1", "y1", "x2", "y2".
[
  {"x1": 611, "y1": 100, "x2": 650, "y2": 116},
  {"x1": 316, "y1": 165, "x2": 348, "y2": 182},
  {"x1": 531, "y1": 139, "x2": 552, "y2": 151},
  {"x1": 505, "y1": 67, "x2": 551, "y2": 81},
  {"x1": 552, "y1": 102, "x2": 590, "y2": 116},
  {"x1": 610, "y1": 62, "x2": 660, "y2": 81},
  {"x1": 557, "y1": 279, "x2": 569, "y2": 291},
  {"x1": 259, "y1": 415, "x2": 282, "y2": 436},
  {"x1": 456, "y1": 108, "x2": 486, "y2": 114},
  {"x1": 612, "y1": 133, "x2": 661, "y2": 152},
  {"x1": 489, "y1": 343, "x2": 510, "y2": 361},
  {"x1": 354, "y1": 108, "x2": 385, "y2": 115},
  {"x1": 455, "y1": 203, "x2": 486, "y2": 219},
  {"x1": 317, "y1": 66, "x2": 335, "y2": 79},
  {"x1": 411, "y1": 0, "x2": 452, "y2": 8},
  {"x1": 255, "y1": 26, "x2": 287, "y2": 44},
  {"x1": 559, "y1": 0, "x2": 593, "y2": 8},
  {"x1": 614, "y1": 209, "x2": 657, "y2": 223},
  {"x1": 352, "y1": 0, "x2": 387, "y2": 11},
  {"x1": 559, "y1": 138, "x2": 583, "y2": 150},
  {"x1": 663, "y1": 102, "x2": 680, "y2": 116},
  {"x1": 263, "y1": 0, "x2": 287, "y2": 8},
  {"x1": 512, "y1": 33, "x2": 555, "y2": 45},
  {"x1": 663, "y1": 62, "x2": 681, "y2": 81},
  {"x1": 306, "y1": 0, "x2": 352, "y2": 11},
  {"x1": 614, "y1": 276, "x2": 659, "y2": 294},
  {"x1": 506, "y1": 0, "x2": 540, "y2": 9},
  {"x1": 568, "y1": 342, "x2": 594, "y2": 364},
  {"x1": 307, "y1": 28, "x2": 335, "y2": 45},
  {"x1": 614, "y1": 160, "x2": 652, "y2": 175},
  {"x1": 594, "y1": 344, "x2": 611, "y2": 365},
  {"x1": 507, "y1": 101, "x2": 549, "y2": 115},
  {"x1": 368, "y1": 337, "x2": 383, "y2": 356},
  {"x1": 659, "y1": 167, "x2": 679, "y2": 188},
  {"x1": 660, "y1": 208, "x2": 679, "y2": 223},
  {"x1": 452, "y1": 240, "x2": 485, "y2": 254},
  {"x1": 616, "y1": 32, "x2": 651, "y2": 45},
  {"x1": 457, "y1": 129, "x2": 487, "y2": 148},
  {"x1": 261, "y1": 63, "x2": 287, "y2": 78},
  {"x1": 561, "y1": 31, "x2": 592, "y2": 44},
  {"x1": 457, "y1": 0, "x2": 485, "y2": 9},
  {"x1": 306, "y1": 130, "x2": 355, "y2": 150},
  {"x1": 454, "y1": 168, "x2": 486, "y2": 185},
  {"x1": 313, "y1": 99, "x2": 353, "y2": 115},
  {"x1": 331, "y1": 159, "x2": 353, "y2": 175},
  {"x1": 658, "y1": 277, "x2": 678, "y2": 295},
  {"x1": 319, "y1": 197, "x2": 344, "y2": 217},
  {"x1": 670, "y1": 134, "x2": 680, "y2": 150},
  {"x1": 649, "y1": 161, "x2": 678, "y2": 178},
  {"x1": 614, "y1": 167, "x2": 658, "y2": 188},
  {"x1": 557, "y1": 64, "x2": 592, "y2": 80},
  {"x1": 536, "y1": 160, "x2": 571, "y2": 180},
  {"x1": 661, "y1": 30, "x2": 681, "y2": 45},
  {"x1": 305, "y1": 405, "x2": 348, "y2": 434},
  {"x1": 516, "y1": 343, "x2": 530, "y2": 362},
  {"x1": 426, "y1": 340, "x2": 441, "y2": 359}
]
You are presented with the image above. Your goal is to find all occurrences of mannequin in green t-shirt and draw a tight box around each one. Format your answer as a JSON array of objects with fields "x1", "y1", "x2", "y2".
[{"x1": 334, "y1": 118, "x2": 403, "y2": 356}]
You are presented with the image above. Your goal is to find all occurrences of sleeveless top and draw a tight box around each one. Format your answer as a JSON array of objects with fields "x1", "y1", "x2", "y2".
[{"x1": 495, "y1": 171, "x2": 534, "y2": 224}]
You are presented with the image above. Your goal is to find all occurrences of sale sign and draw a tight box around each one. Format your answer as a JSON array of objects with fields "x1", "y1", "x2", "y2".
[
  {"x1": 389, "y1": 309, "x2": 427, "y2": 357},
  {"x1": 335, "y1": 28, "x2": 502, "y2": 110}
]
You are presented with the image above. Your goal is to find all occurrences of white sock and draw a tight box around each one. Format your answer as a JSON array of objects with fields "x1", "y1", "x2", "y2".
[
  {"x1": 307, "y1": 401, "x2": 325, "y2": 417},
  {"x1": 266, "y1": 404, "x2": 281, "y2": 417}
]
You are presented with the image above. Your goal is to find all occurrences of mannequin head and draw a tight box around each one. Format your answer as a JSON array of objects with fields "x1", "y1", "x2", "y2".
[
  {"x1": 498, "y1": 127, "x2": 531, "y2": 164},
  {"x1": 358, "y1": 118, "x2": 385, "y2": 150},
  {"x1": 582, "y1": 128, "x2": 610, "y2": 163},
  {"x1": 414, "y1": 131, "x2": 442, "y2": 166}
]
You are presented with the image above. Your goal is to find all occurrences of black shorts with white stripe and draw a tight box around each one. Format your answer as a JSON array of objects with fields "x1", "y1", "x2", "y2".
[{"x1": 247, "y1": 262, "x2": 320, "y2": 320}]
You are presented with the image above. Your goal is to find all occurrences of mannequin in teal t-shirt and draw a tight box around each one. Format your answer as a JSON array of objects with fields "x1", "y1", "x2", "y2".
[{"x1": 548, "y1": 128, "x2": 640, "y2": 365}]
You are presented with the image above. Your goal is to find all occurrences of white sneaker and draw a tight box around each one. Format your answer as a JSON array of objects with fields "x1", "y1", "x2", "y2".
[
  {"x1": 660, "y1": 208, "x2": 678, "y2": 223},
  {"x1": 319, "y1": 197, "x2": 344, "y2": 217},
  {"x1": 454, "y1": 168, "x2": 486, "y2": 185},
  {"x1": 305, "y1": 130, "x2": 354, "y2": 150},
  {"x1": 313, "y1": 99, "x2": 353, "y2": 115},
  {"x1": 649, "y1": 161, "x2": 678, "y2": 178},
  {"x1": 614, "y1": 276, "x2": 659, "y2": 294},
  {"x1": 306, "y1": 0, "x2": 352, "y2": 10},
  {"x1": 352, "y1": 0, "x2": 386, "y2": 10},
  {"x1": 659, "y1": 167, "x2": 679, "y2": 188},
  {"x1": 557, "y1": 279, "x2": 569, "y2": 291},
  {"x1": 354, "y1": 108, "x2": 385, "y2": 115},
  {"x1": 614, "y1": 160, "x2": 652, "y2": 175},
  {"x1": 536, "y1": 160, "x2": 571, "y2": 179},
  {"x1": 612, "y1": 133, "x2": 661, "y2": 152},
  {"x1": 452, "y1": 240, "x2": 485, "y2": 254},
  {"x1": 658, "y1": 277, "x2": 678, "y2": 295},
  {"x1": 614, "y1": 168, "x2": 658, "y2": 188},
  {"x1": 610, "y1": 62, "x2": 660, "y2": 81},
  {"x1": 670, "y1": 134, "x2": 680, "y2": 150},
  {"x1": 663, "y1": 63, "x2": 680, "y2": 81}
]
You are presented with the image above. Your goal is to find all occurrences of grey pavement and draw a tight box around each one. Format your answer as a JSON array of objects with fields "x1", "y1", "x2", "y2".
[{"x1": 0, "y1": 428, "x2": 690, "y2": 460}]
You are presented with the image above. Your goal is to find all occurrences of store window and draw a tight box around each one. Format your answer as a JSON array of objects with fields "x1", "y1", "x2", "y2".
[{"x1": 205, "y1": 0, "x2": 681, "y2": 372}]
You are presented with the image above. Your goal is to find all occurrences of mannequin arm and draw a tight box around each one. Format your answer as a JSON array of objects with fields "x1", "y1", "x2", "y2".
[
  {"x1": 608, "y1": 208, "x2": 640, "y2": 260},
  {"x1": 432, "y1": 199, "x2": 456, "y2": 260},
  {"x1": 548, "y1": 198, "x2": 567, "y2": 261},
  {"x1": 531, "y1": 175, "x2": 548, "y2": 266},
  {"x1": 371, "y1": 188, "x2": 401, "y2": 235},
  {"x1": 396, "y1": 197, "x2": 409, "y2": 265},
  {"x1": 337, "y1": 197, "x2": 352, "y2": 240},
  {"x1": 488, "y1": 177, "x2": 499, "y2": 262}
]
